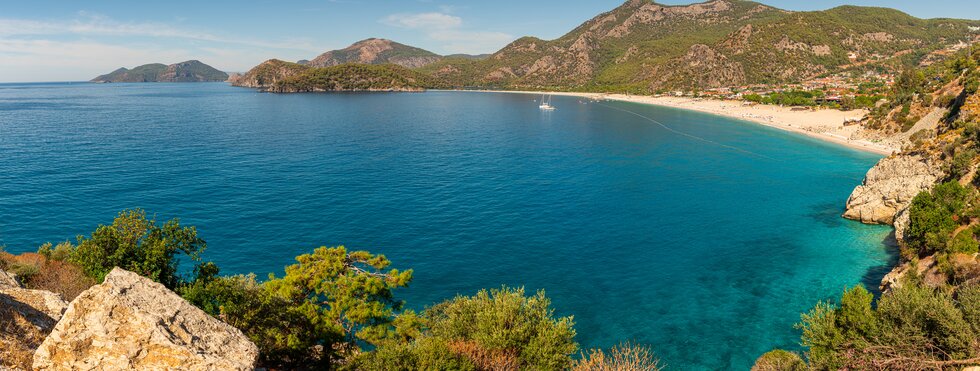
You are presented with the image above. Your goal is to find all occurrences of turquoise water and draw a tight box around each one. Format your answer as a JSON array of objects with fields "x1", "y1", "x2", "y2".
[{"x1": 0, "y1": 83, "x2": 893, "y2": 369}]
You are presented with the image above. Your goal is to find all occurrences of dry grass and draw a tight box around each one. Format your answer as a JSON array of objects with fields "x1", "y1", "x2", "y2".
[
  {"x1": 572, "y1": 342, "x2": 662, "y2": 371},
  {"x1": 0, "y1": 252, "x2": 94, "y2": 301},
  {"x1": 447, "y1": 340, "x2": 521, "y2": 371},
  {"x1": 0, "y1": 292, "x2": 51, "y2": 370}
]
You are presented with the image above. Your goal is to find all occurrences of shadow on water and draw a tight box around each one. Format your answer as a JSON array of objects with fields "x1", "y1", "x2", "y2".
[
  {"x1": 806, "y1": 202, "x2": 847, "y2": 228},
  {"x1": 861, "y1": 228, "x2": 900, "y2": 298}
]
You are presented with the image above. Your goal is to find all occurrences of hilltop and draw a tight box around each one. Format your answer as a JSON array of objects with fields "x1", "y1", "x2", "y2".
[
  {"x1": 308, "y1": 38, "x2": 442, "y2": 68},
  {"x1": 91, "y1": 60, "x2": 229, "y2": 83}
]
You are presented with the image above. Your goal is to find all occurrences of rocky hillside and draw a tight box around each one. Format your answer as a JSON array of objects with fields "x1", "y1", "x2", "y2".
[
  {"x1": 91, "y1": 60, "x2": 229, "y2": 83},
  {"x1": 228, "y1": 59, "x2": 311, "y2": 88},
  {"x1": 843, "y1": 46, "x2": 980, "y2": 291},
  {"x1": 309, "y1": 38, "x2": 443, "y2": 68},
  {"x1": 421, "y1": 0, "x2": 980, "y2": 91}
]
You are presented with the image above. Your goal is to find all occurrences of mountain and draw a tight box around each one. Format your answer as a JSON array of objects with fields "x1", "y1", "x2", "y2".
[
  {"x1": 91, "y1": 60, "x2": 229, "y2": 83},
  {"x1": 308, "y1": 38, "x2": 442, "y2": 68},
  {"x1": 231, "y1": 59, "x2": 429, "y2": 92},
  {"x1": 421, "y1": 0, "x2": 980, "y2": 91}
]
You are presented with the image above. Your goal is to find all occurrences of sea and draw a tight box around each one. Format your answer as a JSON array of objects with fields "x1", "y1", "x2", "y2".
[{"x1": 0, "y1": 82, "x2": 894, "y2": 369}]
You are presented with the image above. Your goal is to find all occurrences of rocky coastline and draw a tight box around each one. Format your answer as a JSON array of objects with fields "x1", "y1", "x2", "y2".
[{"x1": 843, "y1": 150, "x2": 949, "y2": 291}]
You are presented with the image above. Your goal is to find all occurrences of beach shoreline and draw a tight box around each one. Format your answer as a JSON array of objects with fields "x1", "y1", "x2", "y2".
[{"x1": 448, "y1": 89, "x2": 898, "y2": 156}]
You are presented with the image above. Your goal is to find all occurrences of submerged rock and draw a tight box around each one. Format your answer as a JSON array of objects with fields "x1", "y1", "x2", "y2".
[
  {"x1": 33, "y1": 267, "x2": 258, "y2": 370},
  {"x1": 1, "y1": 269, "x2": 68, "y2": 370},
  {"x1": 843, "y1": 154, "x2": 942, "y2": 225}
]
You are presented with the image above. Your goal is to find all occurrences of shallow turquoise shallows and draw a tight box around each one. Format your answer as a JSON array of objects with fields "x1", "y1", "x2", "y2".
[{"x1": 0, "y1": 83, "x2": 893, "y2": 369}]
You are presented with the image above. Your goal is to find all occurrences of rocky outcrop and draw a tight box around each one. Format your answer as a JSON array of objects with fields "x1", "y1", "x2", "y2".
[
  {"x1": 33, "y1": 268, "x2": 258, "y2": 370},
  {"x1": 0, "y1": 267, "x2": 19, "y2": 288},
  {"x1": 232, "y1": 59, "x2": 310, "y2": 89},
  {"x1": 843, "y1": 154, "x2": 943, "y2": 226},
  {"x1": 1, "y1": 269, "x2": 68, "y2": 370}
]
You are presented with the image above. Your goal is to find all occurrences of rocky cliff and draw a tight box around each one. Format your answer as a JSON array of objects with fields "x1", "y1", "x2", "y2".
[
  {"x1": 33, "y1": 268, "x2": 258, "y2": 370},
  {"x1": 843, "y1": 154, "x2": 944, "y2": 226}
]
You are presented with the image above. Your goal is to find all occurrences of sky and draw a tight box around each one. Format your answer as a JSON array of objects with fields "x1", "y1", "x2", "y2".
[{"x1": 1, "y1": 0, "x2": 979, "y2": 82}]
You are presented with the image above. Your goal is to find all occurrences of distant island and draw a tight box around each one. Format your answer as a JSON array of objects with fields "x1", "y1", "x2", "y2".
[{"x1": 91, "y1": 60, "x2": 228, "y2": 83}]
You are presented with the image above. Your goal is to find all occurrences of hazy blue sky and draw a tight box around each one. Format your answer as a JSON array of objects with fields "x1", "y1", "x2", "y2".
[{"x1": 1, "y1": 0, "x2": 979, "y2": 82}]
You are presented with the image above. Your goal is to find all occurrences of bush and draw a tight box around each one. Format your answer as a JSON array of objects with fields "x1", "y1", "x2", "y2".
[
  {"x1": 798, "y1": 279, "x2": 980, "y2": 370},
  {"x1": 69, "y1": 209, "x2": 206, "y2": 289},
  {"x1": 905, "y1": 182, "x2": 971, "y2": 256},
  {"x1": 951, "y1": 149, "x2": 977, "y2": 179},
  {"x1": 0, "y1": 252, "x2": 95, "y2": 300},
  {"x1": 949, "y1": 226, "x2": 980, "y2": 254},
  {"x1": 573, "y1": 342, "x2": 662, "y2": 371},
  {"x1": 183, "y1": 246, "x2": 413, "y2": 368},
  {"x1": 360, "y1": 287, "x2": 578, "y2": 370},
  {"x1": 750, "y1": 349, "x2": 805, "y2": 371}
]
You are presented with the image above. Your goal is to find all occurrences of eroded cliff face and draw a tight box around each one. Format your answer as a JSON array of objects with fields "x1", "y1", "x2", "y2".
[
  {"x1": 32, "y1": 268, "x2": 258, "y2": 370},
  {"x1": 843, "y1": 154, "x2": 944, "y2": 227}
]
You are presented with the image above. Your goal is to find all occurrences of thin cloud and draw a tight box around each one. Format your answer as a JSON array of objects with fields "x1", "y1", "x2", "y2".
[
  {"x1": 379, "y1": 11, "x2": 512, "y2": 55},
  {"x1": 381, "y1": 12, "x2": 462, "y2": 30},
  {"x1": 0, "y1": 12, "x2": 320, "y2": 52}
]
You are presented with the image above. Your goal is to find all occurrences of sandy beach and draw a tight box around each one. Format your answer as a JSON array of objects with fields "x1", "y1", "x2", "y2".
[{"x1": 459, "y1": 90, "x2": 899, "y2": 156}]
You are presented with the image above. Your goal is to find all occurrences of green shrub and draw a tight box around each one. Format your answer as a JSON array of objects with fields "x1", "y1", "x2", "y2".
[
  {"x1": 951, "y1": 149, "x2": 978, "y2": 179},
  {"x1": 37, "y1": 241, "x2": 74, "y2": 261},
  {"x1": 68, "y1": 209, "x2": 206, "y2": 288},
  {"x1": 360, "y1": 286, "x2": 578, "y2": 370},
  {"x1": 798, "y1": 279, "x2": 980, "y2": 369},
  {"x1": 905, "y1": 182, "x2": 971, "y2": 256},
  {"x1": 949, "y1": 226, "x2": 980, "y2": 254},
  {"x1": 6, "y1": 261, "x2": 39, "y2": 282},
  {"x1": 958, "y1": 282, "x2": 980, "y2": 334}
]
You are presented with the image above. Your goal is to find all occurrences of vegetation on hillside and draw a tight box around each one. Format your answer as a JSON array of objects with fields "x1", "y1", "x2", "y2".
[
  {"x1": 416, "y1": 0, "x2": 980, "y2": 93},
  {"x1": 8, "y1": 209, "x2": 660, "y2": 370},
  {"x1": 272, "y1": 64, "x2": 433, "y2": 93},
  {"x1": 757, "y1": 40, "x2": 980, "y2": 371},
  {"x1": 91, "y1": 60, "x2": 228, "y2": 83}
]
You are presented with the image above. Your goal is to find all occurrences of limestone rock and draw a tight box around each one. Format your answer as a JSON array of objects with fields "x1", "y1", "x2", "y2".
[
  {"x1": 33, "y1": 268, "x2": 258, "y2": 370},
  {"x1": 843, "y1": 154, "x2": 943, "y2": 224},
  {"x1": 0, "y1": 267, "x2": 19, "y2": 289},
  {"x1": 1, "y1": 276, "x2": 68, "y2": 370},
  {"x1": 880, "y1": 254, "x2": 947, "y2": 292}
]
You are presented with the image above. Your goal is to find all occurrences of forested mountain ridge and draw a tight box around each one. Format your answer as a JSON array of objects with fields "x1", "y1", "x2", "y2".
[
  {"x1": 236, "y1": 0, "x2": 980, "y2": 93},
  {"x1": 91, "y1": 60, "x2": 228, "y2": 83},
  {"x1": 421, "y1": 0, "x2": 980, "y2": 92}
]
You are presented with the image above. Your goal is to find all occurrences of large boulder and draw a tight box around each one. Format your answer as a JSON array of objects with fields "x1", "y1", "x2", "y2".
[
  {"x1": 1, "y1": 269, "x2": 68, "y2": 370},
  {"x1": 33, "y1": 268, "x2": 259, "y2": 370},
  {"x1": 843, "y1": 154, "x2": 943, "y2": 225}
]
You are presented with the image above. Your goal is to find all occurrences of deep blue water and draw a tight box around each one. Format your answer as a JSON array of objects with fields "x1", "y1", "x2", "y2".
[{"x1": 0, "y1": 82, "x2": 893, "y2": 369}]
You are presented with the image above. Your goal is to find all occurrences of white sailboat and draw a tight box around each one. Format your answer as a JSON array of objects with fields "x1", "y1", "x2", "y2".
[{"x1": 539, "y1": 94, "x2": 556, "y2": 111}]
